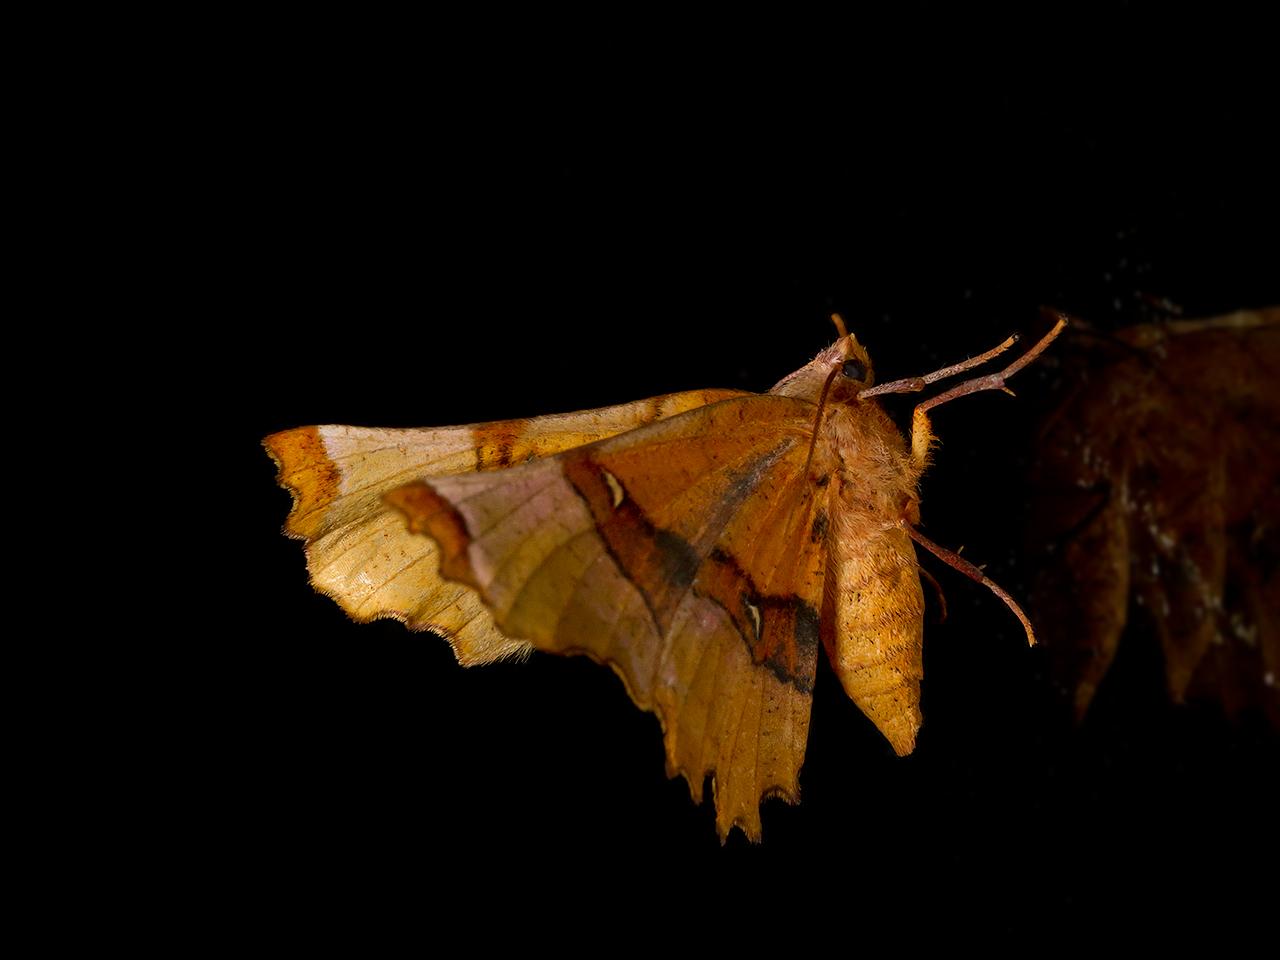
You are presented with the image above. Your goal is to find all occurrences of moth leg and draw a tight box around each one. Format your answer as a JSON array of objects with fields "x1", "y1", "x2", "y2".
[
  {"x1": 907, "y1": 315, "x2": 1069, "y2": 472},
  {"x1": 905, "y1": 524, "x2": 1037, "y2": 646},
  {"x1": 908, "y1": 405, "x2": 938, "y2": 474},
  {"x1": 917, "y1": 563, "x2": 948, "y2": 623}
]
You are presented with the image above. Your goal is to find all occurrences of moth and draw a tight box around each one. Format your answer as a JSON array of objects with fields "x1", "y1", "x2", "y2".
[{"x1": 266, "y1": 314, "x2": 1065, "y2": 840}]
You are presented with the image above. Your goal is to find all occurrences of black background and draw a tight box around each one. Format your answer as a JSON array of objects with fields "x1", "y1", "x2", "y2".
[{"x1": 217, "y1": 13, "x2": 1277, "y2": 942}]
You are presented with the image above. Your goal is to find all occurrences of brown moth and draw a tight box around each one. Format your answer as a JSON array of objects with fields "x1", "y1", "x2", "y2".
[{"x1": 266, "y1": 314, "x2": 1065, "y2": 840}]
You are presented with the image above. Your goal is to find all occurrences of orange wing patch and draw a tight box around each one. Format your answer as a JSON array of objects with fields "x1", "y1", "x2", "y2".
[{"x1": 265, "y1": 426, "x2": 342, "y2": 540}]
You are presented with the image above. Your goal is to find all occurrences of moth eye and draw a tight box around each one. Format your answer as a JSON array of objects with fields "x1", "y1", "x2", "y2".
[{"x1": 842, "y1": 359, "x2": 867, "y2": 381}]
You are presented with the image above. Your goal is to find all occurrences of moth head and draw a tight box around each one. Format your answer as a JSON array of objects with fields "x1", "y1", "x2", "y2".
[
  {"x1": 836, "y1": 336, "x2": 875, "y2": 387},
  {"x1": 820, "y1": 333, "x2": 878, "y2": 407},
  {"x1": 769, "y1": 327, "x2": 877, "y2": 404}
]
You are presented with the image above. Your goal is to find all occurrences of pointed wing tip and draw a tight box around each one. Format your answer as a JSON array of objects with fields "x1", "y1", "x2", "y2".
[
  {"x1": 711, "y1": 783, "x2": 802, "y2": 844},
  {"x1": 263, "y1": 426, "x2": 339, "y2": 540},
  {"x1": 684, "y1": 766, "x2": 783, "y2": 844},
  {"x1": 717, "y1": 816, "x2": 764, "y2": 845}
]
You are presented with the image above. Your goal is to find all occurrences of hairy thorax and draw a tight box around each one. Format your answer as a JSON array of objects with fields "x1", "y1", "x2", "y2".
[{"x1": 824, "y1": 401, "x2": 921, "y2": 538}]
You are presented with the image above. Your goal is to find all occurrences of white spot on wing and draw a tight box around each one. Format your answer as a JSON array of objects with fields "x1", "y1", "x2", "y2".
[
  {"x1": 745, "y1": 599, "x2": 762, "y2": 641},
  {"x1": 603, "y1": 469, "x2": 625, "y2": 508}
]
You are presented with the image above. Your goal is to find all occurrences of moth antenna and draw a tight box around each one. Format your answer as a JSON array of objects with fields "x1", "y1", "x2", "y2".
[
  {"x1": 830, "y1": 313, "x2": 849, "y2": 339},
  {"x1": 904, "y1": 524, "x2": 1036, "y2": 646},
  {"x1": 803, "y1": 365, "x2": 842, "y2": 480}
]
